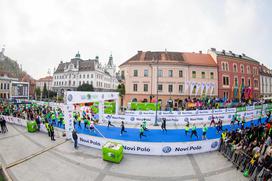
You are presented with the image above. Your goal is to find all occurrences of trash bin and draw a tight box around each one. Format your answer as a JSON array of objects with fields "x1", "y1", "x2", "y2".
[
  {"x1": 102, "y1": 142, "x2": 123, "y2": 163},
  {"x1": 27, "y1": 121, "x2": 37, "y2": 133}
]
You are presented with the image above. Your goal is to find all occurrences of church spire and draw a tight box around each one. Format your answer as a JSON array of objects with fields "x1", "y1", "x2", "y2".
[
  {"x1": 75, "y1": 51, "x2": 80, "y2": 59},
  {"x1": 107, "y1": 54, "x2": 113, "y2": 67}
]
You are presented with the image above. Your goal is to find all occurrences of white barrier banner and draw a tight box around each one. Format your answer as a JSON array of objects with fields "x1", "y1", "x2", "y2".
[
  {"x1": 77, "y1": 133, "x2": 220, "y2": 155},
  {"x1": 212, "y1": 109, "x2": 226, "y2": 114}
]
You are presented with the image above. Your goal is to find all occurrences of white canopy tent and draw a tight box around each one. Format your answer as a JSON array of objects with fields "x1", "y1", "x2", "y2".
[{"x1": 63, "y1": 91, "x2": 119, "y2": 139}]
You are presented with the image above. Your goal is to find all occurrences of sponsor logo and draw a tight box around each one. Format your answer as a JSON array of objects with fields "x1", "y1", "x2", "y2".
[
  {"x1": 211, "y1": 141, "x2": 218, "y2": 148},
  {"x1": 175, "y1": 146, "x2": 201, "y2": 152},
  {"x1": 67, "y1": 94, "x2": 73, "y2": 102},
  {"x1": 130, "y1": 117, "x2": 135, "y2": 121},
  {"x1": 123, "y1": 145, "x2": 151, "y2": 152},
  {"x1": 87, "y1": 94, "x2": 91, "y2": 99},
  {"x1": 106, "y1": 115, "x2": 112, "y2": 119},
  {"x1": 79, "y1": 137, "x2": 101, "y2": 146},
  {"x1": 162, "y1": 146, "x2": 172, "y2": 153}
]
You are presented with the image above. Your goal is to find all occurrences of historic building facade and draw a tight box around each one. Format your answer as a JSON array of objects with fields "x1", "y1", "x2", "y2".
[
  {"x1": 36, "y1": 76, "x2": 53, "y2": 91},
  {"x1": 208, "y1": 48, "x2": 260, "y2": 100},
  {"x1": 119, "y1": 51, "x2": 218, "y2": 108},
  {"x1": 0, "y1": 72, "x2": 18, "y2": 99},
  {"x1": 259, "y1": 64, "x2": 272, "y2": 98},
  {"x1": 52, "y1": 52, "x2": 118, "y2": 94}
]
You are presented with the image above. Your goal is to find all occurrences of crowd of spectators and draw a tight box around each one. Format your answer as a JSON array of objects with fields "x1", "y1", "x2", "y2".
[{"x1": 220, "y1": 117, "x2": 272, "y2": 180}]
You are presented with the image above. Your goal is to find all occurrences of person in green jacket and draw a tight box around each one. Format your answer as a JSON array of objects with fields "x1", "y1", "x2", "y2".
[
  {"x1": 58, "y1": 112, "x2": 64, "y2": 128},
  {"x1": 190, "y1": 124, "x2": 198, "y2": 139},
  {"x1": 51, "y1": 113, "x2": 56, "y2": 125},
  {"x1": 185, "y1": 123, "x2": 190, "y2": 136},
  {"x1": 142, "y1": 119, "x2": 148, "y2": 131},
  {"x1": 139, "y1": 124, "x2": 146, "y2": 139},
  {"x1": 202, "y1": 124, "x2": 208, "y2": 140},
  {"x1": 45, "y1": 121, "x2": 50, "y2": 137}
]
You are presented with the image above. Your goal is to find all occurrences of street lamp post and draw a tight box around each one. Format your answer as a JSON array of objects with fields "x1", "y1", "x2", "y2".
[{"x1": 154, "y1": 59, "x2": 159, "y2": 126}]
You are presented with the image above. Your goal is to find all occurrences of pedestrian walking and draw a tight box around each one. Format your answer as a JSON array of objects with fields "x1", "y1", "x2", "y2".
[
  {"x1": 72, "y1": 130, "x2": 78, "y2": 149},
  {"x1": 45, "y1": 120, "x2": 50, "y2": 137},
  {"x1": 49, "y1": 123, "x2": 55, "y2": 141}
]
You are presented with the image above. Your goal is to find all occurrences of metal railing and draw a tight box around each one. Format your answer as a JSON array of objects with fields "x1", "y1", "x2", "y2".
[{"x1": 219, "y1": 140, "x2": 272, "y2": 181}]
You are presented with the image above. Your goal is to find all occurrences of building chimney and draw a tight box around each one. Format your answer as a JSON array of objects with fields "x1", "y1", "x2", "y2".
[
  {"x1": 199, "y1": 50, "x2": 202, "y2": 54},
  {"x1": 138, "y1": 50, "x2": 143, "y2": 54},
  {"x1": 242, "y1": 53, "x2": 246, "y2": 57},
  {"x1": 211, "y1": 48, "x2": 216, "y2": 51}
]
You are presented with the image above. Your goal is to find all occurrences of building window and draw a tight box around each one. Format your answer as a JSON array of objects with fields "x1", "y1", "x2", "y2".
[
  {"x1": 79, "y1": 75, "x2": 81, "y2": 79},
  {"x1": 168, "y1": 70, "x2": 173, "y2": 77},
  {"x1": 133, "y1": 70, "x2": 138, "y2": 77},
  {"x1": 233, "y1": 64, "x2": 237, "y2": 72},
  {"x1": 234, "y1": 77, "x2": 238, "y2": 86},
  {"x1": 168, "y1": 84, "x2": 173, "y2": 93},
  {"x1": 223, "y1": 91, "x2": 229, "y2": 99},
  {"x1": 179, "y1": 70, "x2": 183, "y2": 77},
  {"x1": 222, "y1": 63, "x2": 225, "y2": 71},
  {"x1": 248, "y1": 79, "x2": 251, "y2": 87},
  {"x1": 222, "y1": 62, "x2": 229, "y2": 71},
  {"x1": 223, "y1": 76, "x2": 229, "y2": 86},
  {"x1": 91, "y1": 74, "x2": 93, "y2": 78},
  {"x1": 247, "y1": 66, "x2": 251, "y2": 74},
  {"x1": 158, "y1": 70, "x2": 163, "y2": 77},
  {"x1": 241, "y1": 78, "x2": 245, "y2": 86},
  {"x1": 192, "y1": 71, "x2": 196, "y2": 78},
  {"x1": 143, "y1": 84, "x2": 148, "y2": 92},
  {"x1": 133, "y1": 84, "x2": 138, "y2": 91},
  {"x1": 3, "y1": 83, "x2": 6, "y2": 89},
  {"x1": 87, "y1": 74, "x2": 89, "y2": 78},
  {"x1": 240, "y1": 64, "x2": 244, "y2": 73},
  {"x1": 121, "y1": 71, "x2": 125, "y2": 79},
  {"x1": 179, "y1": 85, "x2": 183, "y2": 93},
  {"x1": 201, "y1": 72, "x2": 205, "y2": 79},
  {"x1": 7, "y1": 83, "x2": 9, "y2": 90},
  {"x1": 79, "y1": 81, "x2": 81, "y2": 85},
  {"x1": 210, "y1": 72, "x2": 214, "y2": 79},
  {"x1": 254, "y1": 79, "x2": 258, "y2": 88},
  {"x1": 158, "y1": 84, "x2": 163, "y2": 92},
  {"x1": 144, "y1": 69, "x2": 148, "y2": 77},
  {"x1": 73, "y1": 81, "x2": 75, "y2": 86},
  {"x1": 0, "y1": 83, "x2": 2, "y2": 89}
]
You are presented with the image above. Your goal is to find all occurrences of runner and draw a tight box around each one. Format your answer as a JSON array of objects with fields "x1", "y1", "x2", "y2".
[
  {"x1": 120, "y1": 121, "x2": 127, "y2": 136},
  {"x1": 202, "y1": 124, "x2": 208, "y2": 140},
  {"x1": 139, "y1": 124, "x2": 146, "y2": 139},
  {"x1": 90, "y1": 120, "x2": 95, "y2": 133},
  {"x1": 210, "y1": 115, "x2": 216, "y2": 127},
  {"x1": 185, "y1": 122, "x2": 190, "y2": 136},
  {"x1": 161, "y1": 118, "x2": 167, "y2": 133},
  {"x1": 190, "y1": 124, "x2": 198, "y2": 139}
]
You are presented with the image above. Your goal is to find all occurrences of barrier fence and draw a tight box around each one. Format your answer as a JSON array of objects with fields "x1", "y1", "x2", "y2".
[{"x1": 219, "y1": 140, "x2": 272, "y2": 180}]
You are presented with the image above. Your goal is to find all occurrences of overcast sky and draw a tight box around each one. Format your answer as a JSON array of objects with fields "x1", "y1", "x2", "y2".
[{"x1": 0, "y1": 0, "x2": 271, "y2": 79}]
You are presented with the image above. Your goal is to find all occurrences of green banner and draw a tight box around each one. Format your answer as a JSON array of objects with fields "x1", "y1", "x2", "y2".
[
  {"x1": 255, "y1": 105, "x2": 263, "y2": 110},
  {"x1": 236, "y1": 106, "x2": 246, "y2": 112},
  {"x1": 267, "y1": 103, "x2": 272, "y2": 109},
  {"x1": 130, "y1": 102, "x2": 161, "y2": 111}
]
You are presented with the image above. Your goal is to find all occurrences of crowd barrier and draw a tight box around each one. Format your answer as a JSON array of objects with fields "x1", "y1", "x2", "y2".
[
  {"x1": 219, "y1": 141, "x2": 272, "y2": 180},
  {"x1": 77, "y1": 133, "x2": 220, "y2": 156},
  {"x1": 105, "y1": 108, "x2": 264, "y2": 125},
  {"x1": 1, "y1": 114, "x2": 221, "y2": 156}
]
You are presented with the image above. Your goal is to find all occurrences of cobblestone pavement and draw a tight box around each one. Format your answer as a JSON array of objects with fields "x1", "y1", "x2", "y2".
[{"x1": 0, "y1": 124, "x2": 248, "y2": 181}]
